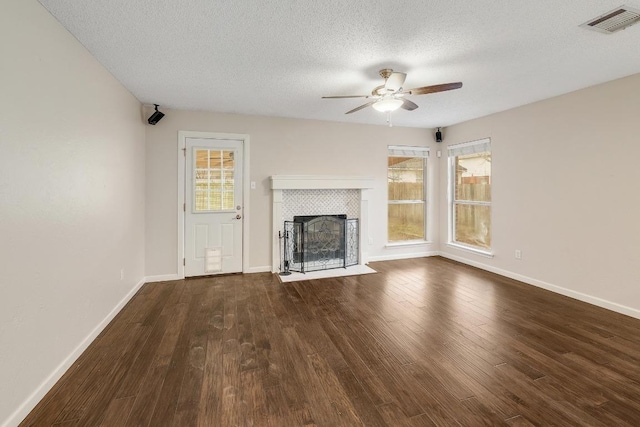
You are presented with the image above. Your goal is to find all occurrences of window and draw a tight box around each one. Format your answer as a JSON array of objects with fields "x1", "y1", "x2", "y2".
[
  {"x1": 388, "y1": 146, "x2": 428, "y2": 242},
  {"x1": 193, "y1": 149, "x2": 235, "y2": 212},
  {"x1": 448, "y1": 139, "x2": 491, "y2": 252}
]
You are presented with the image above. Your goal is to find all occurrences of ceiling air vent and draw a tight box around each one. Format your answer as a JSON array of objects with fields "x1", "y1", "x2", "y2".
[{"x1": 580, "y1": 5, "x2": 640, "y2": 34}]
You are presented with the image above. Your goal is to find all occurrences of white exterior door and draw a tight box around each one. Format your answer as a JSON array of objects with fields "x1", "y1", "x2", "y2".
[{"x1": 184, "y1": 138, "x2": 243, "y2": 277}]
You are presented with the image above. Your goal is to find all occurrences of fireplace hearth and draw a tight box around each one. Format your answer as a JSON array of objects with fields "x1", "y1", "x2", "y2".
[{"x1": 283, "y1": 215, "x2": 358, "y2": 273}]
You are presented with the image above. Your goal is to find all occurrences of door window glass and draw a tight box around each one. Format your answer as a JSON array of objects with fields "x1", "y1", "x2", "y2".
[{"x1": 193, "y1": 149, "x2": 235, "y2": 212}]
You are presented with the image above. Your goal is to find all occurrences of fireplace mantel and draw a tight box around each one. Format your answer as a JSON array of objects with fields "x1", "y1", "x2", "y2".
[
  {"x1": 270, "y1": 175, "x2": 375, "y2": 190},
  {"x1": 271, "y1": 175, "x2": 374, "y2": 273}
]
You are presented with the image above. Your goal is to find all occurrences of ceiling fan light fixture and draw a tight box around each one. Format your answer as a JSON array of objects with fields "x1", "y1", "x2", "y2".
[{"x1": 372, "y1": 98, "x2": 403, "y2": 112}]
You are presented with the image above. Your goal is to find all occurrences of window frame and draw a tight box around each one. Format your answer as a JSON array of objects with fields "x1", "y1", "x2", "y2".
[
  {"x1": 387, "y1": 145, "x2": 429, "y2": 245},
  {"x1": 447, "y1": 138, "x2": 493, "y2": 256}
]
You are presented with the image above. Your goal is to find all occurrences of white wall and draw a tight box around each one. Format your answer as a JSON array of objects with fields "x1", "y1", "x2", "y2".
[
  {"x1": 439, "y1": 73, "x2": 640, "y2": 318},
  {"x1": 0, "y1": 1, "x2": 146, "y2": 425},
  {"x1": 145, "y1": 109, "x2": 437, "y2": 276}
]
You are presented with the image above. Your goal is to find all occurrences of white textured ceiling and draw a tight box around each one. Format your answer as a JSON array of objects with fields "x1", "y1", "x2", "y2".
[{"x1": 38, "y1": 0, "x2": 640, "y2": 128}]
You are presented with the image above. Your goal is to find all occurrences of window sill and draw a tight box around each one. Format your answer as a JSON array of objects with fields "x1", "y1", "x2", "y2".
[
  {"x1": 386, "y1": 240, "x2": 432, "y2": 248},
  {"x1": 446, "y1": 242, "x2": 494, "y2": 258}
]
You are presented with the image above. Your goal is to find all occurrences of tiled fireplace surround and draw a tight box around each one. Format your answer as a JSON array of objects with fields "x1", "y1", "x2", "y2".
[{"x1": 270, "y1": 176, "x2": 374, "y2": 273}]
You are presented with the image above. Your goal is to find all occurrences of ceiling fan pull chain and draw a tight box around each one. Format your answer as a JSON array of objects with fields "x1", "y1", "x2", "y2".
[{"x1": 387, "y1": 111, "x2": 393, "y2": 127}]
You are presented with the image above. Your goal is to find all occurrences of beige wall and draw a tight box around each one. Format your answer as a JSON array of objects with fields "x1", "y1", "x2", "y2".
[
  {"x1": 145, "y1": 109, "x2": 437, "y2": 276},
  {"x1": 439, "y1": 73, "x2": 640, "y2": 317},
  {"x1": 0, "y1": 1, "x2": 145, "y2": 425}
]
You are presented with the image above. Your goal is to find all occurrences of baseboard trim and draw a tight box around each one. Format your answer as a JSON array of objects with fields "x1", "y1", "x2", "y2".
[
  {"x1": 145, "y1": 268, "x2": 272, "y2": 281},
  {"x1": 245, "y1": 266, "x2": 272, "y2": 274},
  {"x1": 367, "y1": 251, "x2": 439, "y2": 262},
  {"x1": 144, "y1": 274, "x2": 181, "y2": 283},
  {"x1": 3, "y1": 277, "x2": 146, "y2": 427},
  {"x1": 438, "y1": 252, "x2": 640, "y2": 320}
]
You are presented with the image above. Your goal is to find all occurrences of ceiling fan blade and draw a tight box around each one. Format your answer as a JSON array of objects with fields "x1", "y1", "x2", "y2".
[
  {"x1": 406, "y1": 82, "x2": 463, "y2": 95},
  {"x1": 401, "y1": 99, "x2": 419, "y2": 111},
  {"x1": 345, "y1": 101, "x2": 376, "y2": 114},
  {"x1": 385, "y1": 72, "x2": 407, "y2": 92},
  {"x1": 322, "y1": 95, "x2": 368, "y2": 99}
]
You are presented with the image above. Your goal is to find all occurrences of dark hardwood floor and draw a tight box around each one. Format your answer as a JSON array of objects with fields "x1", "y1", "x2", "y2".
[{"x1": 20, "y1": 257, "x2": 640, "y2": 426}]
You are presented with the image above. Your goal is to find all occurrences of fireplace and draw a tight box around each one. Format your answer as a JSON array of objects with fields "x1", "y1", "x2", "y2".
[
  {"x1": 282, "y1": 215, "x2": 359, "y2": 273},
  {"x1": 270, "y1": 175, "x2": 374, "y2": 274}
]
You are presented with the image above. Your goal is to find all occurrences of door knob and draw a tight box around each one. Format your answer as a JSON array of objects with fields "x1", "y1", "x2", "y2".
[{"x1": 234, "y1": 214, "x2": 242, "y2": 220}]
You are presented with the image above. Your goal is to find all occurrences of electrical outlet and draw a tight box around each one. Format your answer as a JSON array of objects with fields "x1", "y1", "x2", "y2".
[
  {"x1": 250, "y1": 181, "x2": 256, "y2": 189},
  {"x1": 515, "y1": 250, "x2": 522, "y2": 260},
  {"x1": 120, "y1": 269, "x2": 124, "y2": 280}
]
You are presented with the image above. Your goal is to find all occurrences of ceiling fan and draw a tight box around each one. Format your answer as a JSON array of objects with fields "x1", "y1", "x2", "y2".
[{"x1": 322, "y1": 69, "x2": 462, "y2": 115}]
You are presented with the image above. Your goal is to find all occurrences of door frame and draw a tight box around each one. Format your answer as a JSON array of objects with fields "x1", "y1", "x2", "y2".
[{"x1": 177, "y1": 131, "x2": 251, "y2": 278}]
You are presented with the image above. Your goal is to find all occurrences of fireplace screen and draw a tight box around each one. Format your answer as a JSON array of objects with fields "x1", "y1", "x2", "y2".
[{"x1": 283, "y1": 215, "x2": 359, "y2": 273}]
